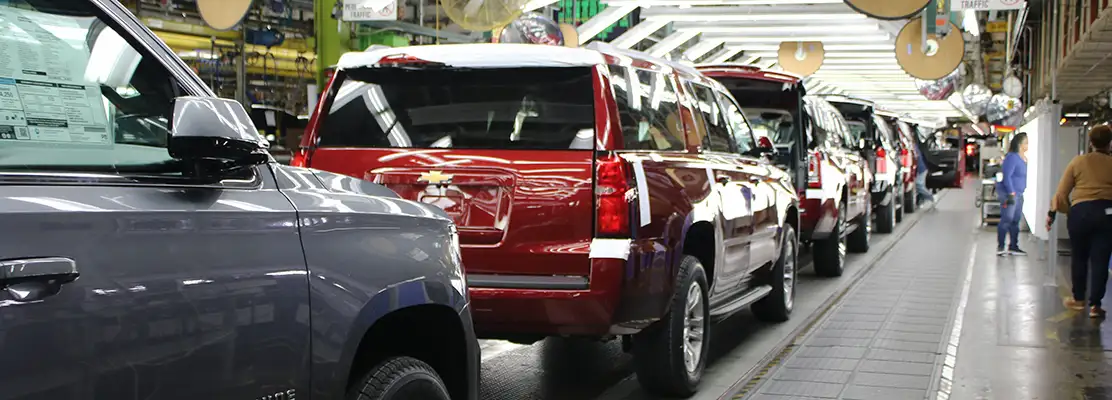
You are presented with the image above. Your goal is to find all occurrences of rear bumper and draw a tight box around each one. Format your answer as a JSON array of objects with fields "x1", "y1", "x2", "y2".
[{"x1": 468, "y1": 241, "x2": 669, "y2": 338}]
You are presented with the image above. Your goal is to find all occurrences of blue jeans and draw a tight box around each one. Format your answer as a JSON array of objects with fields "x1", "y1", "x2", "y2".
[
  {"x1": 998, "y1": 193, "x2": 1023, "y2": 249},
  {"x1": 915, "y1": 171, "x2": 934, "y2": 203}
]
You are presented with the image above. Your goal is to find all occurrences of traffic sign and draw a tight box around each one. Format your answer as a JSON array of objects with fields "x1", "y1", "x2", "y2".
[{"x1": 951, "y1": 0, "x2": 1025, "y2": 11}]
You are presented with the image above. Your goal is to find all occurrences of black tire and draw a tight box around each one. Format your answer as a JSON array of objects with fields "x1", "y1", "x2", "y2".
[
  {"x1": 753, "y1": 225, "x2": 797, "y2": 322},
  {"x1": 633, "y1": 255, "x2": 710, "y2": 397},
  {"x1": 349, "y1": 357, "x2": 451, "y2": 400},
  {"x1": 904, "y1": 187, "x2": 917, "y2": 214},
  {"x1": 895, "y1": 187, "x2": 905, "y2": 223},
  {"x1": 847, "y1": 199, "x2": 870, "y2": 253},
  {"x1": 876, "y1": 190, "x2": 896, "y2": 234},
  {"x1": 813, "y1": 204, "x2": 847, "y2": 277}
]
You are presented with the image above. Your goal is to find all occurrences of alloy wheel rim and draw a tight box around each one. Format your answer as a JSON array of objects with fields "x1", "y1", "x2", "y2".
[
  {"x1": 682, "y1": 282, "x2": 705, "y2": 375},
  {"x1": 784, "y1": 239, "x2": 796, "y2": 310},
  {"x1": 837, "y1": 210, "x2": 847, "y2": 264}
]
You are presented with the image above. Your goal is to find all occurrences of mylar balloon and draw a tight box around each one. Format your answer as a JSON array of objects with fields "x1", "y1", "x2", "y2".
[
  {"x1": 961, "y1": 83, "x2": 993, "y2": 116},
  {"x1": 915, "y1": 68, "x2": 961, "y2": 101},
  {"x1": 986, "y1": 94, "x2": 1023, "y2": 125},
  {"x1": 495, "y1": 13, "x2": 564, "y2": 46}
]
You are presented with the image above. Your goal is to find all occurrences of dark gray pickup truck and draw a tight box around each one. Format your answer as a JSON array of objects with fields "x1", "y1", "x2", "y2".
[{"x1": 0, "y1": 1, "x2": 479, "y2": 399}]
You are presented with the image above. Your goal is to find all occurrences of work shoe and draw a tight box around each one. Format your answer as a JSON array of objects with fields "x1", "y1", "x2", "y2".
[
  {"x1": 1008, "y1": 248, "x2": 1028, "y2": 256},
  {"x1": 1092, "y1": 306, "x2": 1107, "y2": 319},
  {"x1": 996, "y1": 247, "x2": 1008, "y2": 256},
  {"x1": 1064, "y1": 298, "x2": 1086, "y2": 311}
]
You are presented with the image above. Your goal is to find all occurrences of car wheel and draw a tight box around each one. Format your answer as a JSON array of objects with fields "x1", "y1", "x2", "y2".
[
  {"x1": 349, "y1": 357, "x2": 451, "y2": 400},
  {"x1": 753, "y1": 224, "x2": 797, "y2": 322},
  {"x1": 847, "y1": 199, "x2": 870, "y2": 253},
  {"x1": 813, "y1": 204, "x2": 847, "y2": 277},
  {"x1": 904, "y1": 187, "x2": 917, "y2": 213},
  {"x1": 876, "y1": 190, "x2": 896, "y2": 234},
  {"x1": 633, "y1": 255, "x2": 710, "y2": 397}
]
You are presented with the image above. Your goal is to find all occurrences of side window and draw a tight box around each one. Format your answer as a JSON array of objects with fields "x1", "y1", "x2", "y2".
[
  {"x1": 0, "y1": 6, "x2": 187, "y2": 176},
  {"x1": 824, "y1": 111, "x2": 845, "y2": 148},
  {"x1": 689, "y1": 83, "x2": 731, "y2": 152},
  {"x1": 718, "y1": 93, "x2": 755, "y2": 155},
  {"x1": 608, "y1": 65, "x2": 685, "y2": 151}
]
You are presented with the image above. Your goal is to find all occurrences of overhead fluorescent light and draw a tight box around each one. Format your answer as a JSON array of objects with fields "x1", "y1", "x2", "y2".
[
  {"x1": 712, "y1": 35, "x2": 891, "y2": 43},
  {"x1": 1065, "y1": 113, "x2": 1091, "y2": 118},
  {"x1": 685, "y1": 24, "x2": 882, "y2": 34},
  {"x1": 731, "y1": 44, "x2": 895, "y2": 52},
  {"x1": 646, "y1": 12, "x2": 868, "y2": 22},
  {"x1": 603, "y1": 0, "x2": 844, "y2": 5},
  {"x1": 821, "y1": 58, "x2": 903, "y2": 65},
  {"x1": 743, "y1": 51, "x2": 898, "y2": 58}
]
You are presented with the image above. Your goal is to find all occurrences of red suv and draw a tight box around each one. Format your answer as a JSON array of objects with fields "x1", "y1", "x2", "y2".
[
  {"x1": 699, "y1": 65, "x2": 871, "y2": 277},
  {"x1": 294, "y1": 43, "x2": 800, "y2": 396}
]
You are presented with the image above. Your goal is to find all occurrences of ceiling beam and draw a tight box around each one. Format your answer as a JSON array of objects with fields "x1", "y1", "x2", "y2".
[{"x1": 577, "y1": 5, "x2": 639, "y2": 45}]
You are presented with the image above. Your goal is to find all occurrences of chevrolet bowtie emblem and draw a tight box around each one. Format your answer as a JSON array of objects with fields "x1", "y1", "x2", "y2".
[{"x1": 418, "y1": 170, "x2": 453, "y2": 185}]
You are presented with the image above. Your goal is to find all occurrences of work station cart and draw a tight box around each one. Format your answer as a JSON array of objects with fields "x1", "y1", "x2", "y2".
[{"x1": 975, "y1": 143, "x2": 1004, "y2": 225}]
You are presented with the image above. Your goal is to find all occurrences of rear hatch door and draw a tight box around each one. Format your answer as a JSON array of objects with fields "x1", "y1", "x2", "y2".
[
  {"x1": 709, "y1": 74, "x2": 806, "y2": 189},
  {"x1": 307, "y1": 66, "x2": 598, "y2": 276}
]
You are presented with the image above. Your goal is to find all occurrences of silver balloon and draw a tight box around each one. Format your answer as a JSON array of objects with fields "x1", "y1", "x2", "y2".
[
  {"x1": 497, "y1": 13, "x2": 564, "y2": 46},
  {"x1": 915, "y1": 68, "x2": 962, "y2": 101},
  {"x1": 986, "y1": 94, "x2": 1023, "y2": 125},
  {"x1": 961, "y1": 84, "x2": 992, "y2": 116}
]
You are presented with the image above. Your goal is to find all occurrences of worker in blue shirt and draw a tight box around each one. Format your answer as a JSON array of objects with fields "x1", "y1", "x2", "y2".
[
  {"x1": 914, "y1": 137, "x2": 935, "y2": 207},
  {"x1": 998, "y1": 132, "x2": 1029, "y2": 256}
]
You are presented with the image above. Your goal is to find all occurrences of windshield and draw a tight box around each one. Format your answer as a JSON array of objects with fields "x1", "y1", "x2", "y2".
[
  {"x1": 743, "y1": 108, "x2": 795, "y2": 146},
  {"x1": 0, "y1": 1, "x2": 182, "y2": 173},
  {"x1": 318, "y1": 67, "x2": 596, "y2": 151},
  {"x1": 846, "y1": 121, "x2": 866, "y2": 145}
]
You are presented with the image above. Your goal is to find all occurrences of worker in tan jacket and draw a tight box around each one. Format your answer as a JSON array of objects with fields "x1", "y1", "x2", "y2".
[{"x1": 1048, "y1": 125, "x2": 1112, "y2": 318}]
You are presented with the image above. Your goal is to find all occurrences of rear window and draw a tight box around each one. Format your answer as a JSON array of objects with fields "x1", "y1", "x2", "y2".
[{"x1": 318, "y1": 67, "x2": 596, "y2": 150}]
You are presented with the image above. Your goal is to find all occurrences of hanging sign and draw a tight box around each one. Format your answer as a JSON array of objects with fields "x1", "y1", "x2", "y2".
[
  {"x1": 343, "y1": 0, "x2": 398, "y2": 21},
  {"x1": 951, "y1": 0, "x2": 1025, "y2": 10}
]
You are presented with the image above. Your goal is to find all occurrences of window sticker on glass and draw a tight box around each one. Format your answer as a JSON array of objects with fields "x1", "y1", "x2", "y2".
[{"x1": 0, "y1": 7, "x2": 112, "y2": 146}]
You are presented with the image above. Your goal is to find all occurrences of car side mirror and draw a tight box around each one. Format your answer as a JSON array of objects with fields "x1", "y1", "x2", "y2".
[
  {"x1": 168, "y1": 96, "x2": 270, "y2": 166},
  {"x1": 758, "y1": 136, "x2": 774, "y2": 150}
]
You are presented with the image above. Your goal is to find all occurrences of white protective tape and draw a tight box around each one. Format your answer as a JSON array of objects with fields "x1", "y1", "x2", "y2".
[
  {"x1": 626, "y1": 156, "x2": 652, "y2": 227},
  {"x1": 805, "y1": 189, "x2": 824, "y2": 199},
  {"x1": 588, "y1": 238, "x2": 633, "y2": 260}
]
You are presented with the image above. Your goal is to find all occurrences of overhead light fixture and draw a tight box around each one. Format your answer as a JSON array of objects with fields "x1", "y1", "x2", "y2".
[
  {"x1": 743, "y1": 51, "x2": 897, "y2": 58},
  {"x1": 603, "y1": 0, "x2": 844, "y2": 5},
  {"x1": 821, "y1": 58, "x2": 902, "y2": 65},
  {"x1": 1065, "y1": 113, "x2": 1091, "y2": 118},
  {"x1": 732, "y1": 43, "x2": 895, "y2": 52},
  {"x1": 820, "y1": 64, "x2": 905, "y2": 70},
  {"x1": 646, "y1": 12, "x2": 868, "y2": 22},
  {"x1": 715, "y1": 35, "x2": 891, "y2": 43},
  {"x1": 686, "y1": 24, "x2": 882, "y2": 34}
]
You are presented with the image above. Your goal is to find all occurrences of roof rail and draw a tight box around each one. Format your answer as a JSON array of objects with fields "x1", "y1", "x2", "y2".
[{"x1": 585, "y1": 41, "x2": 702, "y2": 76}]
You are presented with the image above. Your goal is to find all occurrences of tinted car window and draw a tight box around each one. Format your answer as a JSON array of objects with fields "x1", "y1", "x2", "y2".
[
  {"x1": 319, "y1": 67, "x2": 596, "y2": 150},
  {"x1": 608, "y1": 65, "x2": 685, "y2": 151},
  {"x1": 689, "y1": 83, "x2": 731, "y2": 152},
  {"x1": 0, "y1": 3, "x2": 184, "y2": 174}
]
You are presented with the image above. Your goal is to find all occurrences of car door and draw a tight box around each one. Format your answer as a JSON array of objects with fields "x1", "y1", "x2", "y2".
[
  {"x1": 688, "y1": 82, "x2": 751, "y2": 299},
  {"x1": 0, "y1": 4, "x2": 310, "y2": 399},
  {"x1": 718, "y1": 92, "x2": 778, "y2": 274}
]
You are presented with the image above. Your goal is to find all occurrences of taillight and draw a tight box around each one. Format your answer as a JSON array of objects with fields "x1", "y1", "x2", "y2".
[
  {"x1": 807, "y1": 151, "x2": 823, "y2": 189},
  {"x1": 875, "y1": 147, "x2": 888, "y2": 174},
  {"x1": 290, "y1": 150, "x2": 308, "y2": 167},
  {"x1": 965, "y1": 143, "x2": 976, "y2": 156},
  {"x1": 595, "y1": 155, "x2": 631, "y2": 237}
]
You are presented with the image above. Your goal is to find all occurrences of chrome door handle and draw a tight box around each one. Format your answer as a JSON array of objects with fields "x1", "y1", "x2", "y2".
[
  {"x1": 716, "y1": 174, "x2": 731, "y2": 184},
  {"x1": 1, "y1": 257, "x2": 77, "y2": 281},
  {"x1": 1, "y1": 257, "x2": 78, "y2": 302}
]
